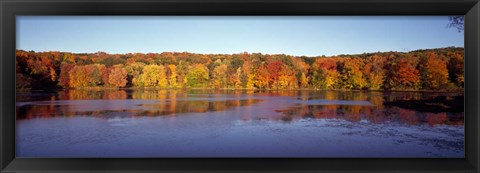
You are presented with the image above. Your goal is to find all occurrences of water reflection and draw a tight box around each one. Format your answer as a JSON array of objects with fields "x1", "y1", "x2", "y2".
[
  {"x1": 276, "y1": 91, "x2": 463, "y2": 126},
  {"x1": 275, "y1": 104, "x2": 463, "y2": 126},
  {"x1": 16, "y1": 89, "x2": 464, "y2": 126},
  {"x1": 17, "y1": 89, "x2": 264, "y2": 120}
]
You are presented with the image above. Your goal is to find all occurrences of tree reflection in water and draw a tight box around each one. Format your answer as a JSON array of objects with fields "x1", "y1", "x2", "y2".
[
  {"x1": 275, "y1": 91, "x2": 463, "y2": 126},
  {"x1": 16, "y1": 89, "x2": 265, "y2": 120},
  {"x1": 16, "y1": 89, "x2": 464, "y2": 126}
]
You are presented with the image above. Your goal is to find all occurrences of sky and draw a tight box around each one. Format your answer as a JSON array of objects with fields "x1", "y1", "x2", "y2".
[{"x1": 17, "y1": 16, "x2": 464, "y2": 56}]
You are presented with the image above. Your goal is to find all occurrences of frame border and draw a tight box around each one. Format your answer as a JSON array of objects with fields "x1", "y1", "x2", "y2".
[{"x1": 1, "y1": 0, "x2": 479, "y2": 172}]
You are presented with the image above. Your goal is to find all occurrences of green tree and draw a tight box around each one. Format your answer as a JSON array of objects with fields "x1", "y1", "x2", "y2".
[
  {"x1": 125, "y1": 62, "x2": 145, "y2": 87},
  {"x1": 186, "y1": 64, "x2": 210, "y2": 87}
]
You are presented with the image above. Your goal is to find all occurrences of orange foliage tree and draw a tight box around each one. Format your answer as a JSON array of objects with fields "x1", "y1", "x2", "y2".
[
  {"x1": 385, "y1": 58, "x2": 420, "y2": 90},
  {"x1": 419, "y1": 52, "x2": 450, "y2": 90},
  {"x1": 108, "y1": 67, "x2": 128, "y2": 88}
]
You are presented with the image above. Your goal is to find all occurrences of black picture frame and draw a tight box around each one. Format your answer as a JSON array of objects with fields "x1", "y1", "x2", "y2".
[{"x1": 1, "y1": 0, "x2": 479, "y2": 172}]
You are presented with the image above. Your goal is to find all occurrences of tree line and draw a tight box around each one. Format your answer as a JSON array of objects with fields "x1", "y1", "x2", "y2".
[{"x1": 15, "y1": 47, "x2": 464, "y2": 91}]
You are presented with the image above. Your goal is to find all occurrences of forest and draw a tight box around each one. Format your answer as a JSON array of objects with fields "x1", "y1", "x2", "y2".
[{"x1": 15, "y1": 47, "x2": 464, "y2": 91}]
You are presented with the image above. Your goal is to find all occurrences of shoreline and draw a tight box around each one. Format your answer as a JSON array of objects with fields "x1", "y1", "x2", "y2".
[{"x1": 17, "y1": 87, "x2": 465, "y2": 94}]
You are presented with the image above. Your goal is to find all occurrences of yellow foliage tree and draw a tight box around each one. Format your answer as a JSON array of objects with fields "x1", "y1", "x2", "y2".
[
  {"x1": 167, "y1": 64, "x2": 178, "y2": 88},
  {"x1": 242, "y1": 61, "x2": 256, "y2": 89},
  {"x1": 300, "y1": 72, "x2": 308, "y2": 88},
  {"x1": 325, "y1": 70, "x2": 339, "y2": 89},
  {"x1": 213, "y1": 64, "x2": 228, "y2": 88},
  {"x1": 186, "y1": 64, "x2": 209, "y2": 87},
  {"x1": 140, "y1": 64, "x2": 166, "y2": 87},
  {"x1": 157, "y1": 65, "x2": 168, "y2": 88},
  {"x1": 234, "y1": 67, "x2": 243, "y2": 88}
]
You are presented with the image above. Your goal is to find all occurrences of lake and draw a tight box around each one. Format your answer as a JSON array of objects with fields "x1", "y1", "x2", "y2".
[{"x1": 16, "y1": 89, "x2": 464, "y2": 158}]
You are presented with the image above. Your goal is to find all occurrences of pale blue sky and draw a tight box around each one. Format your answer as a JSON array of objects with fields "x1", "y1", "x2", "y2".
[{"x1": 17, "y1": 16, "x2": 463, "y2": 56}]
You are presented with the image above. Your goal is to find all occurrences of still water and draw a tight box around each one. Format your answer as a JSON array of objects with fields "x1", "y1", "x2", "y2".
[{"x1": 16, "y1": 89, "x2": 464, "y2": 158}]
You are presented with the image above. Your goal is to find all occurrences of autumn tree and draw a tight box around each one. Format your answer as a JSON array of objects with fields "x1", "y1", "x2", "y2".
[
  {"x1": 157, "y1": 65, "x2": 168, "y2": 87},
  {"x1": 292, "y1": 58, "x2": 310, "y2": 88},
  {"x1": 186, "y1": 64, "x2": 209, "y2": 87},
  {"x1": 167, "y1": 64, "x2": 179, "y2": 88},
  {"x1": 338, "y1": 58, "x2": 367, "y2": 89},
  {"x1": 277, "y1": 65, "x2": 298, "y2": 89},
  {"x1": 311, "y1": 69, "x2": 327, "y2": 89},
  {"x1": 140, "y1": 64, "x2": 167, "y2": 87},
  {"x1": 311, "y1": 58, "x2": 340, "y2": 89},
  {"x1": 177, "y1": 60, "x2": 190, "y2": 88},
  {"x1": 16, "y1": 60, "x2": 31, "y2": 89},
  {"x1": 88, "y1": 65, "x2": 103, "y2": 86},
  {"x1": 363, "y1": 55, "x2": 386, "y2": 90},
  {"x1": 58, "y1": 63, "x2": 75, "y2": 88},
  {"x1": 108, "y1": 67, "x2": 128, "y2": 88},
  {"x1": 447, "y1": 52, "x2": 464, "y2": 87},
  {"x1": 265, "y1": 61, "x2": 284, "y2": 89},
  {"x1": 20, "y1": 52, "x2": 59, "y2": 88},
  {"x1": 68, "y1": 65, "x2": 102, "y2": 88},
  {"x1": 234, "y1": 67, "x2": 243, "y2": 88},
  {"x1": 125, "y1": 62, "x2": 145, "y2": 87},
  {"x1": 213, "y1": 64, "x2": 228, "y2": 88},
  {"x1": 385, "y1": 58, "x2": 420, "y2": 90},
  {"x1": 419, "y1": 52, "x2": 450, "y2": 90},
  {"x1": 242, "y1": 61, "x2": 256, "y2": 89},
  {"x1": 62, "y1": 53, "x2": 75, "y2": 64},
  {"x1": 94, "y1": 64, "x2": 109, "y2": 86},
  {"x1": 254, "y1": 64, "x2": 270, "y2": 89},
  {"x1": 300, "y1": 72, "x2": 308, "y2": 88}
]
